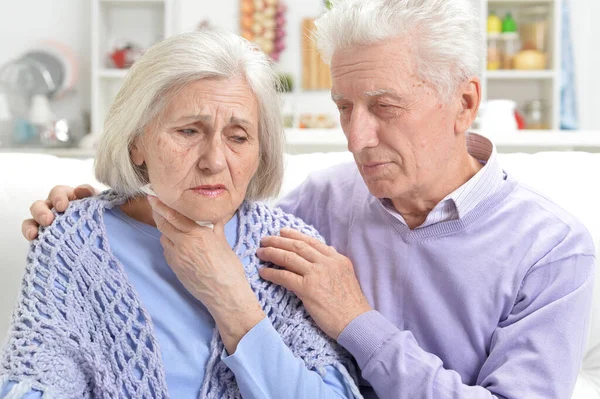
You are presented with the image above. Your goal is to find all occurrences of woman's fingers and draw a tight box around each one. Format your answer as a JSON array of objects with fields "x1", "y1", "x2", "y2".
[{"x1": 147, "y1": 196, "x2": 197, "y2": 234}]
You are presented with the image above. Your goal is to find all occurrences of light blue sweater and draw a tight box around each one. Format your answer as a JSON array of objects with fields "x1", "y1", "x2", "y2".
[{"x1": 1, "y1": 193, "x2": 360, "y2": 398}]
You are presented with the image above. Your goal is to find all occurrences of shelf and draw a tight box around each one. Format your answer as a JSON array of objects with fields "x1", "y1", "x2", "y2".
[
  {"x1": 98, "y1": 69, "x2": 129, "y2": 79},
  {"x1": 0, "y1": 147, "x2": 96, "y2": 158},
  {"x1": 286, "y1": 129, "x2": 346, "y2": 146},
  {"x1": 491, "y1": 131, "x2": 600, "y2": 147},
  {"x1": 285, "y1": 129, "x2": 600, "y2": 149},
  {"x1": 486, "y1": 70, "x2": 556, "y2": 80},
  {"x1": 488, "y1": 0, "x2": 553, "y2": 4},
  {"x1": 100, "y1": 0, "x2": 166, "y2": 4}
]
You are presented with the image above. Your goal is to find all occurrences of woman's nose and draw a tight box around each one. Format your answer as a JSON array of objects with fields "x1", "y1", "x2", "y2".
[{"x1": 197, "y1": 137, "x2": 227, "y2": 174}]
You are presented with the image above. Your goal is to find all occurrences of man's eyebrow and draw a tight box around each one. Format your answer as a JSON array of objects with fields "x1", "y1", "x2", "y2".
[
  {"x1": 331, "y1": 93, "x2": 345, "y2": 102},
  {"x1": 331, "y1": 90, "x2": 405, "y2": 102},
  {"x1": 364, "y1": 89, "x2": 404, "y2": 101}
]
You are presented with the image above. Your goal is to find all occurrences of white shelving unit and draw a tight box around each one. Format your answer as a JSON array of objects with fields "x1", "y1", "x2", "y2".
[
  {"x1": 481, "y1": 0, "x2": 562, "y2": 129},
  {"x1": 91, "y1": 0, "x2": 173, "y2": 137}
]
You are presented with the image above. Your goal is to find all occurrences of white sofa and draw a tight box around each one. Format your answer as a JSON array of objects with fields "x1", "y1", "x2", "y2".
[{"x1": 0, "y1": 151, "x2": 599, "y2": 398}]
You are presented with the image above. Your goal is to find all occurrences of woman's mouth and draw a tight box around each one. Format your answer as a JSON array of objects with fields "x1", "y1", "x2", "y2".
[{"x1": 191, "y1": 185, "x2": 226, "y2": 198}]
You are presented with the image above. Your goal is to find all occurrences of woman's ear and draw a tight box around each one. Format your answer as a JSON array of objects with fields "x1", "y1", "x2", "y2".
[{"x1": 130, "y1": 136, "x2": 145, "y2": 166}]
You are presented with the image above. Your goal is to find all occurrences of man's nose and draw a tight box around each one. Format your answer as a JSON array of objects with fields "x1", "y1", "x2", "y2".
[{"x1": 345, "y1": 108, "x2": 379, "y2": 154}]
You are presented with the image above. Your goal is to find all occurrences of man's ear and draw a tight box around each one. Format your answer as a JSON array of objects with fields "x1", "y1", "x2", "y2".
[{"x1": 454, "y1": 77, "x2": 481, "y2": 135}]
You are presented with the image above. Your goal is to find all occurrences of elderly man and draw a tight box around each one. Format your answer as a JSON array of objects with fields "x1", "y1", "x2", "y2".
[{"x1": 22, "y1": 0, "x2": 595, "y2": 398}]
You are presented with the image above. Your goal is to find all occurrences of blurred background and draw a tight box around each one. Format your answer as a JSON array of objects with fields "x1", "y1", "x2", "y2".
[{"x1": 0, "y1": 0, "x2": 598, "y2": 155}]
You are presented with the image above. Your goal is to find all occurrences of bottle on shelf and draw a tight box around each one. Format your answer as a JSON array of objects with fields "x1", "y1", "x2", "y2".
[
  {"x1": 502, "y1": 32, "x2": 520, "y2": 70},
  {"x1": 501, "y1": 12, "x2": 517, "y2": 34},
  {"x1": 523, "y1": 100, "x2": 548, "y2": 130},
  {"x1": 487, "y1": 12, "x2": 502, "y2": 35}
]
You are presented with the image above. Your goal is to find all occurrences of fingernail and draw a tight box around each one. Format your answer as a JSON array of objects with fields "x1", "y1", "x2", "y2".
[
  {"x1": 40, "y1": 215, "x2": 48, "y2": 225},
  {"x1": 25, "y1": 228, "x2": 33, "y2": 240},
  {"x1": 56, "y1": 201, "x2": 64, "y2": 210}
]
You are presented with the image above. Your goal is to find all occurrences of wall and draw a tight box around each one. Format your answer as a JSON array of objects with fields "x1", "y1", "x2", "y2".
[{"x1": 571, "y1": 0, "x2": 598, "y2": 130}]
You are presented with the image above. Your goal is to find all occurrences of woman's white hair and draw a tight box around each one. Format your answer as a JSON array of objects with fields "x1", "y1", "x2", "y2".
[
  {"x1": 95, "y1": 29, "x2": 285, "y2": 200},
  {"x1": 315, "y1": 0, "x2": 484, "y2": 101}
]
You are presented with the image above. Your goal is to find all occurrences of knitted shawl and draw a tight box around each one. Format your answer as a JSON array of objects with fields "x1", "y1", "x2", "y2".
[{"x1": 1, "y1": 192, "x2": 361, "y2": 399}]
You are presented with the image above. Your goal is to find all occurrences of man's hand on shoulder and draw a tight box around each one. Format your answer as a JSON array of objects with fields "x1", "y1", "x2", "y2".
[{"x1": 22, "y1": 184, "x2": 97, "y2": 240}]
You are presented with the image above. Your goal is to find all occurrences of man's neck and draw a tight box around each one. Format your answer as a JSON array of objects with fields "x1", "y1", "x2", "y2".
[{"x1": 391, "y1": 151, "x2": 483, "y2": 229}]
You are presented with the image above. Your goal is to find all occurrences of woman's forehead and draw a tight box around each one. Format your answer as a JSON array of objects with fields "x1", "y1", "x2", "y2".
[{"x1": 164, "y1": 79, "x2": 258, "y2": 123}]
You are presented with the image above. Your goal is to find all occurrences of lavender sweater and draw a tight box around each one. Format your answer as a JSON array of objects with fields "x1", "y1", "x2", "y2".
[{"x1": 279, "y1": 162, "x2": 596, "y2": 399}]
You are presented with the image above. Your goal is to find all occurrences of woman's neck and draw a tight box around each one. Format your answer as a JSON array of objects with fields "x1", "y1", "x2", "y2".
[{"x1": 120, "y1": 196, "x2": 156, "y2": 226}]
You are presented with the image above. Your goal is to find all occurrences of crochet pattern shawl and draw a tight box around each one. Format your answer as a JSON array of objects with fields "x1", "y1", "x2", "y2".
[{"x1": 1, "y1": 192, "x2": 360, "y2": 399}]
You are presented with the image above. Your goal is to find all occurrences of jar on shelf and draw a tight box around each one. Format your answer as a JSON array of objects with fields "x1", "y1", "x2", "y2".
[
  {"x1": 501, "y1": 32, "x2": 520, "y2": 69},
  {"x1": 520, "y1": 6, "x2": 550, "y2": 53},
  {"x1": 487, "y1": 34, "x2": 502, "y2": 71},
  {"x1": 523, "y1": 100, "x2": 549, "y2": 130}
]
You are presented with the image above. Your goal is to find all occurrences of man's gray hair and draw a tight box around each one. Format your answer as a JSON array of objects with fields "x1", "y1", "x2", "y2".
[
  {"x1": 95, "y1": 29, "x2": 285, "y2": 200},
  {"x1": 315, "y1": 0, "x2": 484, "y2": 101}
]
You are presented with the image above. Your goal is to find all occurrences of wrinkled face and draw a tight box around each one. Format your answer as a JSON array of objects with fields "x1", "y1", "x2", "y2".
[
  {"x1": 131, "y1": 76, "x2": 260, "y2": 224},
  {"x1": 331, "y1": 38, "x2": 461, "y2": 201}
]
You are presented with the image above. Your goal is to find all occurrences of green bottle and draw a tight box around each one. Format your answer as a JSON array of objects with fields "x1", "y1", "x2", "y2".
[{"x1": 502, "y1": 12, "x2": 517, "y2": 33}]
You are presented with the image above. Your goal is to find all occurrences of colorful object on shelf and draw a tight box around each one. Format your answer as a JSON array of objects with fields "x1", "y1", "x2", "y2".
[
  {"x1": 513, "y1": 49, "x2": 547, "y2": 70},
  {"x1": 502, "y1": 12, "x2": 517, "y2": 33},
  {"x1": 298, "y1": 113, "x2": 337, "y2": 129},
  {"x1": 487, "y1": 12, "x2": 502, "y2": 34},
  {"x1": 276, "y1": 73, "x2": 294, "y2": 92},
  {"x1": 520, "y1": 6, "x2": 550, "y2": 52},
  {"x1": 240, "y1": 0, "x2": 287, "y2": 62},
  {"x1": 486, "y1": 34, "x2": 501, "y2": 71},
  {"x1": 302, "y1": 18, "x2": 331, "y2": 90},
  {"x1": 514, "y1": 109, "x2": 526, "y2": 130},
  {"x1": 109, "y1": 43, "x2": 144, "y2": 69}
]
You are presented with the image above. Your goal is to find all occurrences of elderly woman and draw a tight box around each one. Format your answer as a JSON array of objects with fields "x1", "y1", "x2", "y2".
[{"x1": 0, "y1": 30, "x2": 361, "y2": 399}]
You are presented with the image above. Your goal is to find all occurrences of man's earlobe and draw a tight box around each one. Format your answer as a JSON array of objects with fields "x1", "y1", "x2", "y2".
[{"x1": 455, "y1": 79, "x2": 481, "y2": 134}]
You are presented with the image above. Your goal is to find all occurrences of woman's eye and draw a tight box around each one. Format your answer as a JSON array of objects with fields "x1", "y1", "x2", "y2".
[
  {"x1": 178, "y1": 129, "x2": 197, "y2": 135},
  {"x1": 230, "y1": 135, "x2": 248, "y2": 143}
]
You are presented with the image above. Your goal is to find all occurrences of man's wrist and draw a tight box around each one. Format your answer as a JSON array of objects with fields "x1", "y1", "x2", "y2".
[
  {"x1": 337, "y1": 310, "x2": 400, "y2": 369},
  {"x1": 333, "y1": 304, "x2": 373, "y2": 339}
]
